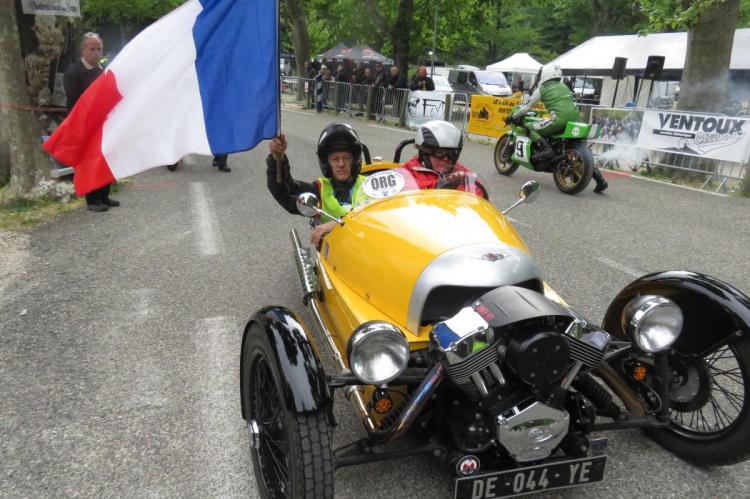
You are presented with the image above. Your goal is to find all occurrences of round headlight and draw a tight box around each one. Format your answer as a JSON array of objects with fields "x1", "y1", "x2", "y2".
[
  {"x1": 347, "y1": 321, "x2": 410, "y2": 385},
  {"x1": 622, "y1": 295, "x2": 683, "y2": 353}
]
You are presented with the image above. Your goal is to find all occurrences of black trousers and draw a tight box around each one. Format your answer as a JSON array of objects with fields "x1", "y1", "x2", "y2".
[{"x1": 85, "y1": 183, "x2": 111, "y2": 205}]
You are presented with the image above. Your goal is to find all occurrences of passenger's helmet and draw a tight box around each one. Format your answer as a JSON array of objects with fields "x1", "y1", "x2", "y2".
[
  {"x1": 317, "y1": 122, "x2": 363, "y2": 179},
  {"x1": 416, "y1": 120, "x2": 463, "y2": 170},
  {"x1": 539, "y1": 64, "x2": 563, "y2": 86}
]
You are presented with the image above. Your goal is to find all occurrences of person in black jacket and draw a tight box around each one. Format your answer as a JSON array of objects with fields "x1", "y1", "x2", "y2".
[
  {"x1": 266, "y1": 123, "x2": 366, "y2": 246},
  {"x1": 409, "y1": 66, "x2": 435, "y2": 91},
  {"x1": 63, "y1": 33, "x2": 119, "y2": 212}
]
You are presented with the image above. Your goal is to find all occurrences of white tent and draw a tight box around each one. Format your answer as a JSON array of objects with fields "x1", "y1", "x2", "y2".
[
  {"x1": 549, "y1": 29, "x2": 750, "y2": 77},
  {"x1": 548, "y1": 29, "x2": 750, "y2": 107},
  {"x1": 486, "y1": 53, "x2": 542, "y2": 73}
]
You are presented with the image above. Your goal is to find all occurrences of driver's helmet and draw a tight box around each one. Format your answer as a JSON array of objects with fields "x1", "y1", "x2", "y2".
[
  {"x1": 539, "y1": 64, "x2": 563, "y2": 86},
  {"x1": 415, "y1": 120, "x2": 463, "y2": 171},
  {"x1": 317, "y1": 122, "x2": 363, "y2": 179}
]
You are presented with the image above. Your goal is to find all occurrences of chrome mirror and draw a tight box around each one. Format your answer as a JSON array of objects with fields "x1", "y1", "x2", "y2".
[
  {"x1": 295, "y1": 192, "x2": 344, "y2": 225},
  {"x1": 519, "y1": 181, "x2": 540, "y2": 203},
  {"x1": 502, "y1": 180, "x2": 540, "y2": 215},
  {"x1": 296, "y1": 192, "x2": 319, "y2": 218}
]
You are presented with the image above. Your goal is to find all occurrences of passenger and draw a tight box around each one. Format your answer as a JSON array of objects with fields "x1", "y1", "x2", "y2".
[
  {"x1": 509, "y1": 64, "x2": 608, "y2": 192},
  {"x1": 267, "y1": 122, "x2": 367, "y2": 246},
  {"x1": 401, "y1": 120, "x2": 488, "y2": 199}
]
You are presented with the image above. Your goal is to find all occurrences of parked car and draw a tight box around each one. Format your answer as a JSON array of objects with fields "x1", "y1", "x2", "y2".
[
  {"x1": 432, "y1": 74, "x2": 453, "y2": 93},
  {"x1": 448, "y1": 68, "x2": 512, "y2": 97}
]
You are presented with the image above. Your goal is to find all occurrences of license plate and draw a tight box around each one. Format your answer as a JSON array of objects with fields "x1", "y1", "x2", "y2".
[{"x1": 454, "y1": 455, "x2": 606, "y2": 499}]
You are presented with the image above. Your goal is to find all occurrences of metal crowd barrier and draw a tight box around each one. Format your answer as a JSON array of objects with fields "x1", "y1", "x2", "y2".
[
  {"x1": 589, "y1": 142, "x2": 748, "y2": 193},
  {"x1": 377, "y1": 88, "x2": 410, "y2": 125},
  {"x1": 445, "y1": 92, "x2": 469, "y2": 133},
  {"x1": 278, "y1": 77, "x2": 473, "y2": 136},
  {"x1": 321, "y1": 81, "x2": 351, "y2": 114},
  {"x1": 280, "y1": 76, "x2": 314, "y2": 109}
]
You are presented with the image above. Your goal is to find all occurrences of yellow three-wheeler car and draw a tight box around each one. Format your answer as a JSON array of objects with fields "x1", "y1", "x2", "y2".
[{"x1": 240, "y1": 140, "x2": 750, "y2": 499}]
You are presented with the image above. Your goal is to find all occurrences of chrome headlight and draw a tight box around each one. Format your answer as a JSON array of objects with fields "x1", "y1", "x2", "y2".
[
  {"x1": 622, "y1": 295, "x2": 683, "y2": 353},
  {"x1": 347, "y1": 321, "x2": 409, "y2": 385}
]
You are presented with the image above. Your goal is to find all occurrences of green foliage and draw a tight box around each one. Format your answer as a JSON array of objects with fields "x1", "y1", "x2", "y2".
[
  {"x1": 82, "y1": 0, "x2": 184, "y2": 27},
  {"x1": 295, "y1": 0, "x2": 648, "y2": 67},
  {"x1": 639, "y1": 0, "x2": 713, "y2": 30}
]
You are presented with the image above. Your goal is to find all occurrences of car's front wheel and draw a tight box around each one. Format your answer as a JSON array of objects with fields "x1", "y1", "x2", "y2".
[{"x1": 242, "y1": 323, "x2": 334, "y2": 499}]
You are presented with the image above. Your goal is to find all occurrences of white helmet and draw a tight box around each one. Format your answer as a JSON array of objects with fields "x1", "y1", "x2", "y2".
[
  {"x1": 415, "y1": 120, "x2": 463, "y2": 170},
  {"x1": 539, "y1": 64, "x2": 563, "y2": 86},
  {"x1": 416, "y1": 120, "x2": 462, "y2": 154}
]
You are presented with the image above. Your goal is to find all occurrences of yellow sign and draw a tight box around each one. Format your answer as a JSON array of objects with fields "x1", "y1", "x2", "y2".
[{"x1": 467, "y1": 96, "x2": 547, "y2": 138}]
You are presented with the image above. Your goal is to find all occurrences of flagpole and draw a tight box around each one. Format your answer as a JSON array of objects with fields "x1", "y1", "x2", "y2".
[{"x1": 275, "y1": 0, "x2": 283, "y2": 183}]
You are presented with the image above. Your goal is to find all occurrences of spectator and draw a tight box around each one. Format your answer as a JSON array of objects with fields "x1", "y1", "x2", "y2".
[
  {"x1": 387, "y1": 66, "x2": 407, "y2": 90},
  {"x1": 362, "y1": 67, "x2": 376, "y2": 86},
  {"x1": 374, "y1": 61, "x2": 387, "y2": 87},
  {"x1": 63, "y1": 32, "x2": 119, "y2": 212},
  {"x1": 410, "y1": 66, "x2": 435, "y2": 91}
]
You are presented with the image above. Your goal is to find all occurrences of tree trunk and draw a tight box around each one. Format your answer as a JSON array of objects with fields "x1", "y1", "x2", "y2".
[
  {"x1": 392, "y1": 0, "x2": 414, "y2": 77},
  {"x1": 678, "y1": 0, "x2": 740, "y2": 113},
  {"x1": 0, "y1": 2, "x2": 52, "y2": 198},
  {"x1": 284, "y1": 0, "x2": 310, "y2": 101}
]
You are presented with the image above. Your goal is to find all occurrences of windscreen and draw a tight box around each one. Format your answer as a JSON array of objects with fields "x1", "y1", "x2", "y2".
[
  {"x1": 476, "y1": 71, "x2": 508, "y2": 86},
  {"x1": 356, "y1": 167, "x2": 487, "y2": 208}
]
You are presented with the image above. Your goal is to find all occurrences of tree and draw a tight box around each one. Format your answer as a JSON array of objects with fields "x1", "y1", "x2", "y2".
[
  {"x1": 641, "y1": 0, "x2": 741, "y2": 112},
  {"x1": 282, "y1": 0, "x2": 311, "y2": 79},
  {"x1": 0, "y1": 2, "x2": 52, "y2": 198}
]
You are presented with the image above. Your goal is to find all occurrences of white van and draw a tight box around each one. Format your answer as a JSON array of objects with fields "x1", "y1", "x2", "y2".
[{"x1": 448, "y1": 69, "x2": 512, "y2": 97}]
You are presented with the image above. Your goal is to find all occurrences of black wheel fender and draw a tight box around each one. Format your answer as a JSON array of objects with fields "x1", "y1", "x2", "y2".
[
  {"x1": 240, "y1": 306, "x2": 332, "y2": 420},
  {"x1": 602, "y1": 271, "x2": 750, "y2": 355}
]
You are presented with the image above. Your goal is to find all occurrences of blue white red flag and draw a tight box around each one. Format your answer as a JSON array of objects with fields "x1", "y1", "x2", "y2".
[{"x1": 44, "y1": 0, "x2": 279, "y2": 195}]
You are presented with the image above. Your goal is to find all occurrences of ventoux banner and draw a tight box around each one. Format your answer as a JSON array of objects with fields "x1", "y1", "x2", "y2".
[{"x1": 637, "y1": 110, "x2": 750, "y2": 163}]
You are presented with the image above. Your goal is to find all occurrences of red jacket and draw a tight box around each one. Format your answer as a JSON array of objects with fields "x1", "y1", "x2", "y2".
[{"x1": 401, "y1": 156, "x2": 488, "y2": 199}]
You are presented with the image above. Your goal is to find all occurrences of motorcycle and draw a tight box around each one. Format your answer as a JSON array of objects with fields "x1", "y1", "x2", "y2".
[
  {"x1": 240, "y1": 140, "x2": 750, "y2": 499},
  {"x1": 494, "y1": 106, "x2": 600, "y2": 195}
]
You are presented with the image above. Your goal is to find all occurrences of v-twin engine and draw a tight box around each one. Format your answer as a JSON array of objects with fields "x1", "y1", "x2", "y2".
[{"x1": 432, "y1": 286, "x2": 610, "y2": 462}]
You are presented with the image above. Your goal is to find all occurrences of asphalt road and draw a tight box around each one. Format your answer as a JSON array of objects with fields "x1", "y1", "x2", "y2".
[{"x1": 2, "y1": 108, "x2": 750, "y2": 498}]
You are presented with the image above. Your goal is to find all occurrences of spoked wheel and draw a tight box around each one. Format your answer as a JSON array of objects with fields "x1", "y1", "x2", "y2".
[
  {"x1": 493, "y1": 135, "x2": 519, "y2": 176},
  {"x1": 553, "y1": 142, "x2": 593, "y2": 195},
  {"x1": 243, "y1": 324, "x2": 334, "y2": 498},
  {"x1": 648, "y1": 336, "x2": 750, "y2": 465}
]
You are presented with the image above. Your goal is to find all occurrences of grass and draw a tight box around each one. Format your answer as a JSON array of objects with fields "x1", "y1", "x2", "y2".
[{"x1": 0, "y1": 187, "x2": 83, "y2": 231}]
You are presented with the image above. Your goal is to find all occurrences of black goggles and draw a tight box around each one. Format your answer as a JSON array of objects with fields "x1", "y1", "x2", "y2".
[{"x1": 424, "y1": 148, "x2": 458, "y2": 161}]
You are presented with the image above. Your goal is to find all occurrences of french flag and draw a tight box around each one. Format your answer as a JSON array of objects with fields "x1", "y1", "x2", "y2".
[{"x1": 44, "y1": 0, "x2": 279, "y2": 196}]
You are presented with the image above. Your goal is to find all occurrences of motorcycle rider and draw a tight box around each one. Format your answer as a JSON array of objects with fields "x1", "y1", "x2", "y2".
[
  {"x1": 401, "y1": 120, "x2": 488, "y2": 199},
  {"x1": 509, "y1": 64, "x2": 608, "y2": 193},
  {"x1": 267, "y1": 122, "x2": 367, "y2": 246}
]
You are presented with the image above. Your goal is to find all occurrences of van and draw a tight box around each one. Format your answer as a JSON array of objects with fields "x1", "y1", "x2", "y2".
[{"x1": 448, "y1": 69, "x2": 511, "y2": 97}]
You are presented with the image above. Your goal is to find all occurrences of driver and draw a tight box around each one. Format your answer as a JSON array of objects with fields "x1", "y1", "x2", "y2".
[
  {"x1": 267, "y1": 122, "x2": 367, "y2": 246},
  {"x1": 401, "y1": 120, "x2": 488, "y2": 199},
  {"x1": 509, "y1": 64, "x2": 608, "y2": 193}
]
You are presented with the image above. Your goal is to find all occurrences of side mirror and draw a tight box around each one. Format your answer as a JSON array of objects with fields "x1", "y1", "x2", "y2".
[
  {"x1": 519, "y1": 180, "x2": 540, "y2": 204},
  {"x1": 296, "y1": 192, "x2": 320, "y2": 218},
  {"x1": 295, "y1": 192, "x2": 345, "y2": 225},
  {"x1": 502, "y1": 180, "x2": 540, "y2": 215}
]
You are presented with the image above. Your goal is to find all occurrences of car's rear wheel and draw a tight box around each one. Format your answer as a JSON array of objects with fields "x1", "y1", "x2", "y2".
[{"x1": 243, "y1": 324, "x2": 334, "y2": 498}]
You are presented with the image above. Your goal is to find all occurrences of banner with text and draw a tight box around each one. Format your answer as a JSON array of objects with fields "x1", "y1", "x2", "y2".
[
  {"x1": 22, "y1": 0, "x2": 80, "y2": 17},
  {"x1": 637, "y1": 110, "x2": 750, "y2": 163},
  {"x1": 406, "y1": 91, "x2": 447, "y2": 129},
  {"x1": 468, "y1": 96, "x2": 547, "y2": 138}
]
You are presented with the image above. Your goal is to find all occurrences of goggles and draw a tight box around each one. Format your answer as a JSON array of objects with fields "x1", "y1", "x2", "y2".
[{"x1": 424, "y1": 148, "x2": 458, "y2": 161}]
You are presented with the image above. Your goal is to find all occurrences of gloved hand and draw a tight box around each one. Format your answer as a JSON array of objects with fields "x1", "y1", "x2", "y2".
[{"x1": 507, "y1": 114, "x2": 523, "y2": 126}]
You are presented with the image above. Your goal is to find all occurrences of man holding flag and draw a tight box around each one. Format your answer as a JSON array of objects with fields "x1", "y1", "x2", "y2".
[{"x1": 44, "y1": 0, "x2": 280, "y2": 200}]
